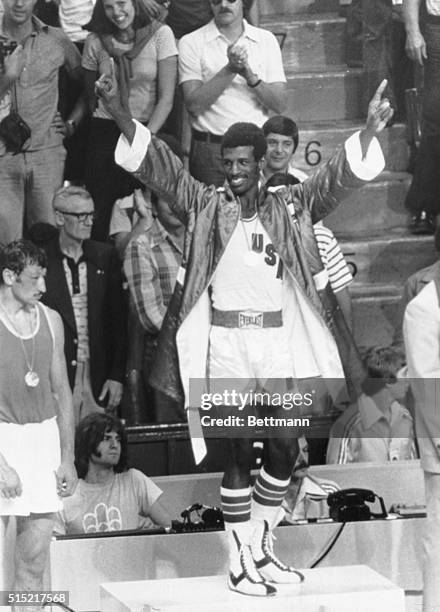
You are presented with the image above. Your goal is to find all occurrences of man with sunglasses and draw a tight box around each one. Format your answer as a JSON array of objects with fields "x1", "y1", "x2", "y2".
[
  {"x1": 178, "y1": 0, "x2": 285, "y2": 186},
  {"x1": 39, "y1": 185, "x2": 127, "y2": 424}
]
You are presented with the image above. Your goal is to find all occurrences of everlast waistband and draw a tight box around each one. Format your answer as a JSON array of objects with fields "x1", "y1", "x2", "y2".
[{"x1": 211, "y1": 308, "x2": 283, "y2": 329}]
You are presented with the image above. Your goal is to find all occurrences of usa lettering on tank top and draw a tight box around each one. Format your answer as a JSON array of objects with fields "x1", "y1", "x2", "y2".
[{"x1": 210, "y1": 216, "x2": 283, "y2": 312}]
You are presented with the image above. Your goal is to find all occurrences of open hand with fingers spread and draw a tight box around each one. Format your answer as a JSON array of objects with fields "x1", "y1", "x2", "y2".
[{"x1": 365, "y1": 79, "x2": 394, "y2": 136}]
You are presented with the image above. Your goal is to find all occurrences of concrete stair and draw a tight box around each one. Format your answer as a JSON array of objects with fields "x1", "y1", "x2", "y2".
[
  {"x1": 259, "y1": 0, "x2": 341, "y2": 17},
  {"x1": 325, "y1": 171, "x2": 411, "y2": 235},
  {"x1": 285, "y1": 67, "x2": 363, "y2": 122},
  {"x1": 352, "y1": 285, "x2": 402, "y2": 350},
  {"x1": 340, "y1": 231, "x2": 436, "y2": 288},
  {"x1": 294, "y1": 121, "x2": 409, "y2": 173},
  {"x1": 264, "y1": 14, "x2": 346, "y2": 71},
  {"x1": 342, "y1": 231, "x2": 437, "y2": 348}
]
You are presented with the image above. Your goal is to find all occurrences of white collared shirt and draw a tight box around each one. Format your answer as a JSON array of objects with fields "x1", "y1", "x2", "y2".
[{"x1": 178, "y1": 19, "x2": 286, "y2": 134}]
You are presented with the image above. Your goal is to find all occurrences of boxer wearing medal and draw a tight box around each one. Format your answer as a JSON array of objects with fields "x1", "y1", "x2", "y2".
[{"x1": 0, "y1": 239, "x2": 77, "y2": 609}]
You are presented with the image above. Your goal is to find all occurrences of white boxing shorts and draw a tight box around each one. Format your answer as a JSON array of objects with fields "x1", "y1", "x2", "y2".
[{"x1": 0, "y1": 417, "x2": 62, "y2": 516}]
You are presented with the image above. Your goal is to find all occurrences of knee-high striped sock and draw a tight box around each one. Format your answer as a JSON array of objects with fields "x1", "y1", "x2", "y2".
[
  {"x1": 221, "y1": 486, "x2": 252, "y2": 543},
  {"x1": 251, "y1": 466, "x2": 290, "y2": 529}
]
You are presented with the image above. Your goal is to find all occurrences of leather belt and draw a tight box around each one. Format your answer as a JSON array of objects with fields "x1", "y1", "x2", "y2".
[
  {"x1": 212, "y1": 308, "x2": 283, "y2": 329},
  {"x1": 192, "y1": 130, "x2": 223, "y2": 144}
]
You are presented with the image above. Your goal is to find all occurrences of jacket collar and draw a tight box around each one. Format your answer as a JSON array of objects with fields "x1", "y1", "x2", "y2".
[
  {"x1": 54, "y1": 235, "x2": 102, "y2": 268},
  {"x1": 205, "y1": 18, "x2": 258, "y2": 43}
]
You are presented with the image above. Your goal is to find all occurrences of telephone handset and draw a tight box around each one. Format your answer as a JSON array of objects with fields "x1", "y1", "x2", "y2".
[{"x1": 327, "y1": 488, "x2": 387, "y2": 522}]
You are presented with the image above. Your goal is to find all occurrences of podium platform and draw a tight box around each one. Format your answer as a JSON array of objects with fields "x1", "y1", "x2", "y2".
[{"x1": 100, "y1": 565, "x2": 405, "y2": 612}]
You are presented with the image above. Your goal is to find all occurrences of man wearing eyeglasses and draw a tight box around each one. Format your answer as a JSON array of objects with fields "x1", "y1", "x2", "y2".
[
  {"x1": 39, "y1": 185, "x2": 127, "y2": 425},
  {"x1": 178, "y1": 0, "x2": 286, "y2": 186}
]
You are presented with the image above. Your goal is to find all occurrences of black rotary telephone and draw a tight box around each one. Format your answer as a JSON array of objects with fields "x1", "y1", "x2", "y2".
[
  {"x1": 327, "y1": 488, "x2": 387, "y2": 522},
  {"x1": 172, "y1": 503, "x2": 224, "y2": 533}
]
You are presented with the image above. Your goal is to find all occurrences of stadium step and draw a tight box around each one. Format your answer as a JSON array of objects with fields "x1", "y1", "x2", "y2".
[
  {"x1": 351, "y1": 284, "x2": 402, "y2": 350},
  {"x1": 339, "y1": 230, "x2": 436, "y2": 289},
  {"x1": 325, "y1": 171, "x2": 411, "y2": 235},
  {"x1": 285, "y1": 67, "x2": 363, "y2": 122},
  {"x1": 294, "y1": 121, "x2": 409, "y2": 174},
  {"x1": 263, "y1": 13, "x2": 346, "y2": 72},
  {"x1": 259, "y1": 0, "x2": 341, "y2": 17}
]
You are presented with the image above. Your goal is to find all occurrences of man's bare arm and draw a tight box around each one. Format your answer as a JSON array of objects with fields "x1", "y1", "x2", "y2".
[
  {"x1": 232, "y1": 45, "x2": 286, "y2": 114},
  {"x1": 48, "y1": 309, "x2": 77, "y2": 497},
  {"x1": 182, "y1": 68, "x2": 236, "y2": 116},
  {"x1": 403, "y1": 0, "x2": 427, "y2": 65}
]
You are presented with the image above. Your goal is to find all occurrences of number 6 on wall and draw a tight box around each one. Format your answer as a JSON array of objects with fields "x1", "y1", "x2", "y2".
[{"x1": 305, "y1": 140, "x2": 322, "y2": 166}]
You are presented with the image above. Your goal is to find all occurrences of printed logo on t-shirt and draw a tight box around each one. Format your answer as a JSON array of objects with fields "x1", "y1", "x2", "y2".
[{"x1": 82, "y1": 502, "x2": 122, "y2": 532}]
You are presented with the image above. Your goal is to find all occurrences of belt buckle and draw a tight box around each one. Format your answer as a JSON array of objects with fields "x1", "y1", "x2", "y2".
[{"x1": 238, "y1": 311, "x2": 263, "y2": 329}]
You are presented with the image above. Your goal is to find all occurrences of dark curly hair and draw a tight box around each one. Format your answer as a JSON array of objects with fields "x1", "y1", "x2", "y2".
[
  {"x1": 0, "y1": 240, "x2": 47, "y2": 285},
  {"x1": 75, "y1": 412, "x2": 129, "y2": 479},
  {"x1": 221, "y1": 122, "x2": 267, "y2": 162},
  {"x1": 84, "y1": 0, "x2": 153, "y2": 35}
]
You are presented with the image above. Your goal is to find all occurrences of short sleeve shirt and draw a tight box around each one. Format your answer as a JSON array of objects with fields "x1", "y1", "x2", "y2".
[
  {"x1": 0, "y1": 17, "x2": 81, "y2": 152},
  {"x1": 178, "y1": 19, "x2": 286, "y2": 134},
  {"x1": 56, "y1": 469, "x2": 163, "y2": 534},
  {"x1": 82, "y1": 25, "x2": 178, "y2": 122}
]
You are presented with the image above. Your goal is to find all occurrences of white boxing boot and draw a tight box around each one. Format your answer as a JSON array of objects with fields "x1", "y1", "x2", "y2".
[
  {"x1": 228, "y1": 530, "x2": 277, "y2": 596},
  {"x1": 250, "y1": 520, "x2": 305, "y2": 584}
]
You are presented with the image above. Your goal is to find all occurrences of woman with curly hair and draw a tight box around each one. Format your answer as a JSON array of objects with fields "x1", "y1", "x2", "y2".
[{"x1": 82, "y1": 0, "x2": 177, "y2": 240}]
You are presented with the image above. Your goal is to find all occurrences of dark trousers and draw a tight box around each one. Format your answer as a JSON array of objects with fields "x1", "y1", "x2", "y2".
[
  {"x1": 406, "y1": 21, "x2": 440, "y2": 215},
  {"x1": 347, "y1": 0, "x2": 412, "y2": 117}
]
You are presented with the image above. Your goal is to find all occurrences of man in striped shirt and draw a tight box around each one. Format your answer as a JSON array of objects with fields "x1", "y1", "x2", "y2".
[{"x1": 261, "y1": 115, "x2": 354, "y2": 329}]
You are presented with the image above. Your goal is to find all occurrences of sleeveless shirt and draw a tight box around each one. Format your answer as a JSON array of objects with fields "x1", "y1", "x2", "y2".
[{"x1": 0, "y1": 302, "x2": 57, "y2": 424}]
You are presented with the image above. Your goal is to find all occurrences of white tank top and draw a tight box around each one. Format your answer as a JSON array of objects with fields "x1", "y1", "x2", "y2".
[{"x1": 210, "y1": 216, "x2": 284, "y2": 311}]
